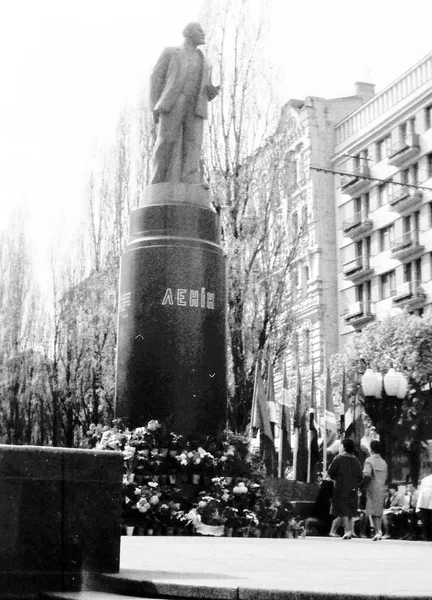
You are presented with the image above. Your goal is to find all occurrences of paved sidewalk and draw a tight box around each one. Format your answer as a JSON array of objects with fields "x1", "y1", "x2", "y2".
[{"x1": 118, "y1": 536, "x2": 432, "y2": 599}]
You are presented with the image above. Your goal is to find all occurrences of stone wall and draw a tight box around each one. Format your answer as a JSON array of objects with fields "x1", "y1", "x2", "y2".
[{"x1": 0, "y1": 445, "x2": 123, "y2": 598}]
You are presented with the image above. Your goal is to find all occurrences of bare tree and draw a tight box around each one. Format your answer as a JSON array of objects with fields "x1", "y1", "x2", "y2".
[
  {"x1": 0, "y1": 207, "x2": 48, "y2": 443},
  {"x1": 201, "y1": 0, "x2": 299, "y2": 430}
]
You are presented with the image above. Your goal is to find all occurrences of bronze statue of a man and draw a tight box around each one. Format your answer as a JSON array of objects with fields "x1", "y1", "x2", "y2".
[{"x1": 149, "y1": 23, "x2": 219, "y2": 186}]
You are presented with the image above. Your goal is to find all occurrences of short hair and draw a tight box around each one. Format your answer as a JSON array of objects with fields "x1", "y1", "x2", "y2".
[
  {"x1": 342, "y1": 438, "x2": 355, "y2": 454},
  {"x1": 389, "y1": 483, "x2": 398, "y2": 491},
  {"x1": 183, "y1": 22, "x2": 202, "y2": 38},
  {"x1": 370, "y1": 440, "x2": 382, "y2": 455}
]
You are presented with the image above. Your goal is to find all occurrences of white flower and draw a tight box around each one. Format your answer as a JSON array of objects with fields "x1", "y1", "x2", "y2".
[
  {"x1": 233, "y1": 482, "x2": 248, "y2": 494},
  {"x1": 149, "y1": 495, "x2": 159, "y2": 505},
  {"x1": 222, "y1": 493, "x2": 229, "y2": 502},
  {"x1": 198, "y1": 500, "x2": 207, "y2": 508},
  {"x1": 123, "y1": 445, "x2": 136, "y2": 461},
  {"x1": 137, "y1": 499, "x2": 150, "y2": 513},
  {"x1": 148, "y1": 481, "x2": 158, "y2": 488},
  {"x1": 147, "y1": 420, "x2": 160, "y2": 431}
]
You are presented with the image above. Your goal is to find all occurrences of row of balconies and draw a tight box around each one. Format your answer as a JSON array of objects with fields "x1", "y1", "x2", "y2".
[
  {"x1": 344, "y1": 280, "x2": 427, "y2": 327},
  {"x1": 342, "y1": 231, "x2": 424, "y2": 282},
  {"x1": 340, "y1": 133, "x2": 421, "y2": 196},
  {"x1": 342, "y1": 188, "x2": 423, "y2": 240}
]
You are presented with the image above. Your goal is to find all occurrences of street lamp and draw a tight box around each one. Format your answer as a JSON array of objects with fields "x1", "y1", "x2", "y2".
[{"x1": 361, "y1": 367, "x2": 408, "y2": 481}]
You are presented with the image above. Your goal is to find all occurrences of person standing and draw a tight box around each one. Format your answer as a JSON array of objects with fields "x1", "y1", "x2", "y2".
[
  {"x1": 416, "y1": 472, "x2": 432, "y2": 541},
  {"x1": 149, "y1": 22, "x2": 220, "y2": 185},
  {"x1": 362, "y1": 440, "x2": 388, "y2": 541},
  {"x1": 328, "y1": 438, "x2": 363, "y2": 539}
]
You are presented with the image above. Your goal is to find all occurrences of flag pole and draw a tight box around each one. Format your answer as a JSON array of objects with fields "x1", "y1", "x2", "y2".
[
  {"x1": 278, "y1": 410, "x2": 283, "y2": 479},
  {"x1": 322, "y1": 408, "x2": 327, "y2": 476},
  {"x1": 307, "y1": 407, "x2": 313, "y2": 483},
  {"x1": 292, "y1": 429, "x2": 298, "y2": 480}
]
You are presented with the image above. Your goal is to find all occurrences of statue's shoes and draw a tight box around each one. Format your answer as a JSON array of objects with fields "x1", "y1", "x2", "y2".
[
  {"x1": 372, "y1": 533, "x2": 382, "y2": 541},
  {"x1": 342, "y1": 532, "x2": 352, "y2": 539}
]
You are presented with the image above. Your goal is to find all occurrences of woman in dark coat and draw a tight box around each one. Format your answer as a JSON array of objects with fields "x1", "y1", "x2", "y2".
[{"x1": 328, "y1": 438, "x2": 363, "y2": 539}]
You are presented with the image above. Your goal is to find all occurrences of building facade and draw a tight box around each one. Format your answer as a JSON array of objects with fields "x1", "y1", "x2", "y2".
[
  {"x1": 278, "y1": 86, "x2": 374, "y2": 374},
  {"x1": 334, "y1": 52, "x2": 432, "y2": 343}
]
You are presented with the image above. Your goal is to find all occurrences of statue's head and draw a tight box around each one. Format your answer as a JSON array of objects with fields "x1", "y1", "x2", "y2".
[{"x1": 183, "y1": 22, "x2": 206, "y2": 46}]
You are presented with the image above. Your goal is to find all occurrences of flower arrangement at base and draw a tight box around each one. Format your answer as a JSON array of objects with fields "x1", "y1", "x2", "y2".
[{"x1": 86, "y1": 420, "x2": 307, "y2": 537}]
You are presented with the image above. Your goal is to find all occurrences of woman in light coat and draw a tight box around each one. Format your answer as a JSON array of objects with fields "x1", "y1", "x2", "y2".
[{"x1": 362, "y1": 440, "x2": 388, "y2": 541}]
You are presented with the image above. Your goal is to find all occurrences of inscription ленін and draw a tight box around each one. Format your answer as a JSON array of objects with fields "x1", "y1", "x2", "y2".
[{"x1": 162, "y1": 288, "x2": 215, "y2": 309}]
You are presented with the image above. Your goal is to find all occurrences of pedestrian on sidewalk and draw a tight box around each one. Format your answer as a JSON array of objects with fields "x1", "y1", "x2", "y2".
[
  {"x1": 362, "y1": 440, "x2": 388, "y2": 541},
  {"x1": 416, "y1": 469, "x2": 432, "y2": 541},
  {"x1": 328, "y1": 438, "x2": 363, "y2": 539}
]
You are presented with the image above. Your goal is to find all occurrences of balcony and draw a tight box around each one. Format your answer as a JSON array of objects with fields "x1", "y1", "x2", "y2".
[
  {"x1": 388, "y1": 133, "x2": 420, "y2": 167},
  {"x1": 392, "y1": 280, "x2": 426, "y2": 310},
  {"x1": 342, "y1": 211, "x2": 373, "y2": 240},
  {"x1": 343, "y1": 255, "x2": 374, "y2": 283},
  {"x1": 344, "y1": 300, "x2": 375, "y2": 327},
  {"x1": 340, "y1": 164, "x2": 371, "y2": 196},
  {"x1": 389, "y1": 186, "x2": 423, "y2": 214},
  {"x1": 390, "y1": 230, "x2": 424, "y2": 260}
]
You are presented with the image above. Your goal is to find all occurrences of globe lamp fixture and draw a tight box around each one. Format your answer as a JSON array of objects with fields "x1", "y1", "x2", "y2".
[{"x1": 361, "y1": 367, "x2": 407, "y2": 399}]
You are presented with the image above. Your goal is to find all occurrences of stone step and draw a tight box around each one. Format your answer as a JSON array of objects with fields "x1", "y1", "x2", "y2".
[{"x1": 40, "y1": 592, "x2": 159, "y2": 600}]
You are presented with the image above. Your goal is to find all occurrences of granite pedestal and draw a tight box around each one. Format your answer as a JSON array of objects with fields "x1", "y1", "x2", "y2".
[{"x1": 115, "y1": 183, "x2": 227, "y2": 435}]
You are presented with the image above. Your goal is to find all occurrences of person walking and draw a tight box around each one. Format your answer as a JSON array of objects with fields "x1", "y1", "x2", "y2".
[
  {"x1": 362, "y1": 440, "x2": 388, "y2": 541},
  {"x1": 328, "y1": 438, "x2": 363, "y2": 539},
  {"x1": 416, "y1": 470, "x2": 432, "y2": 541}
]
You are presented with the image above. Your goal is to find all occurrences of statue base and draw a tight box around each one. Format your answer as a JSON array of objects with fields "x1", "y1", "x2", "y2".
[{"x1": 115, "y1": 183, "x2": 227, "y2": 436}]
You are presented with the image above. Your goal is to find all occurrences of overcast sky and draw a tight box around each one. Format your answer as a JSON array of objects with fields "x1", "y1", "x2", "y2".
[{"x1": 1, "y1": 0, "x2": 431, "y2": 280}]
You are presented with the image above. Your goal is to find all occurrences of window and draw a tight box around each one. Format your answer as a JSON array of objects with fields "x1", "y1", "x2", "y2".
[
  {"x1": 415, "y1": 258, "x2": 422, "y2": 283},
  {"x1": 356, "y1": 236, "x2": 371, "y2": 262},
  {"x1": 427, "y1": 153, "x2": 432, "y2": 179},
  {"x1": 354, "y1": 196, "x2": 362, "y2": 216},
  {"x1": 404, "y1": 262, "x2": 412, "y2": 283},
  {"x1": 301, "y1": 205, "x2": 308, "y2": 227},
  {"x1": 410, "y1": 116, "x2": 416, "y2": 135},
  {"x1": 355, "y1": 281, "x2": 371, "y2": 306},
  {"x1": 399, "y1": 122, "x2": 407, "y2": 142},
  {"x1": 404, "y1": 259, "x2": 422, "y2": 284},
  {"x1": 364, "y1": 192, "x2": 370, "y2": 214},
  {"x1": 378, "y1": 183, "x2": 388, "y2": 207},
  {"x1": 412, "y1": 162, "x2": 418, "y2": 185},
  {"x1": 404, "y1": 211, "x2": 420, "y2": 235},
  {"x1": 376, "y1": 135, "x2": 391, "y2": 161},
  {"x1": 380, "y1": 270, "x2": 396, "y2": 299},
  {"x1": 303, "y1": 329, "x2": 310, "y2": 363},
  {"x1": 402, "y1": 163, "x2": 419, "y2": 185},
  {"x1": 379, "y1": 224, "x2": 394, "y2": 252},
  {"x1": 425, "y1": 105, "x2": 432, "y2": 130}
]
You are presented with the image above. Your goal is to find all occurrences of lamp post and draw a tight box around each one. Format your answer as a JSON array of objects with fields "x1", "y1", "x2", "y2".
[{"x1": 361, "y1": 367, "x2": 408, "y2": 481}]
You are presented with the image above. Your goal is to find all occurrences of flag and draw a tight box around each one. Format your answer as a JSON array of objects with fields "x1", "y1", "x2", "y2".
[
  {"x1": 307, "y1": 364, "x2": 320, "y2": 482},
  {"x1": 342, "y1": 369, "x2": 365, "y2": 445},
  {"x1": 251, "y1": 359, "x2": 274, "y2": 466},
  {"x1": 324, "y1": 365, "x2": 337, "y2": 448},
  {"x1": 267, "y1": 361, "x2": 277, "y2": 439},
  {"x1": 278, "y1": 365, "x2": 291, "y2": 477},
  {"x1": 293, "y1": 363, "x2": 308, "y2": 482}
]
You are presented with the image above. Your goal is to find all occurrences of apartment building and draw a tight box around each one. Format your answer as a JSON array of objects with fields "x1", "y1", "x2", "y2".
[
  {"x1": 334, "y1": 52, "x2": 432, "y2": 343},
  {"x1": 278, "y1": 86, "x2": 374, "y2": 372}
]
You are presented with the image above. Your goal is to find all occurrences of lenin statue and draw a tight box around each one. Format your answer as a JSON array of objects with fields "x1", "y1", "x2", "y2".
[{"x1": 149, "y1": 22, "x2": 219, "y2": 185}]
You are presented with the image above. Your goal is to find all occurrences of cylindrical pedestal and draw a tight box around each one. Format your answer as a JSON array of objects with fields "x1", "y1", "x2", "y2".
[{"x1": 115, "y1": 186, "x2": 227, "y2": 435}]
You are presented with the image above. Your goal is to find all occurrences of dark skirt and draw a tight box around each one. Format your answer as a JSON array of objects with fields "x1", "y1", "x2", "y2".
[{"x1": 330, "y1": 489, "x2": 358, "y2": 518}]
